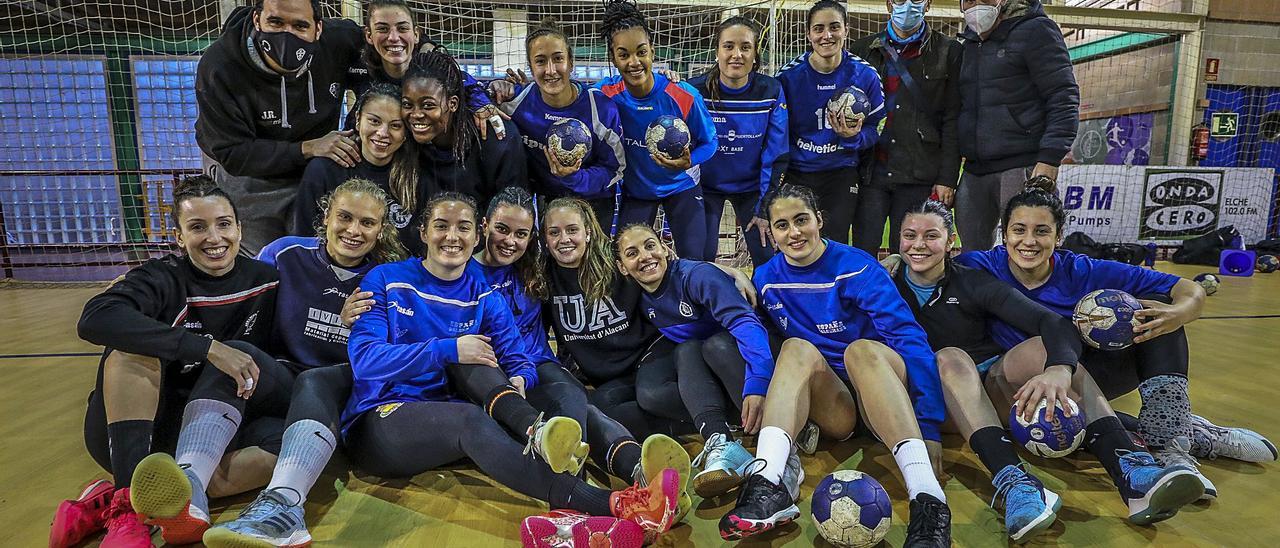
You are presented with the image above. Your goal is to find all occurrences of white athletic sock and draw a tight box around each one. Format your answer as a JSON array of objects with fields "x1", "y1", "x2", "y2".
[
  {"x1": 755, "y1": 426, "x2": 793, "y2": 484},
  {"x1": 892, "y1": 438, "x2": 945, "y2": 502},
  {"x1": 265, "y1": 420, "x2": 337, "y2": 504},
  {"x1": 174, "y1": 398, "x2": 241, "y2": 490}
]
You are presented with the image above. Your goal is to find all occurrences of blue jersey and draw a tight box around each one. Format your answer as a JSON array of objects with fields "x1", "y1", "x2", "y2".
[
  {"x1": 595, "y1": 73, "x2": 718, "y2": 200},
  {"x1": 753, "y1": 241, "x2": 944, "y2": 441},
  {"x1": 341, "y1": 259, "x2": 536, "y2": 434},
  {"x1": 956, "y1": 247, "x2": 1179, "y2": 352},
  {"x1": 776, "y1": 51, "x2": 886, "y2": 172},
  {"x1": 689, "y1": 72, "x2": 789, "y2": 203},
  {"x1": 256, "y1": 237, "x2": 374, "y2": 369},
  {"x1": 500, "y1": 83, "x2": 626, "y2": 201},
  {"x1": 639, "y1": 259, "x2": 775, "y2": 397},
  {"x1": 476, "y1": 261, "x2": 558, "y2": 367}
]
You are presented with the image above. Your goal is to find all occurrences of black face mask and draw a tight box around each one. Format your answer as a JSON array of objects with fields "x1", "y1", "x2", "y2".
[{"x1": 251, "y1": 28, "x2": 317, "y2": 74}]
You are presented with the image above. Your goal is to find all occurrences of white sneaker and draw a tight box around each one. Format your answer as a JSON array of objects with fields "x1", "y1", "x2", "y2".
[
  {"x1": 1189, "y1": 414, "x2": 1277, "y2": 463},
  {"x1": 1154, "y1": 436, "x2": 1216, "y2": 501}
]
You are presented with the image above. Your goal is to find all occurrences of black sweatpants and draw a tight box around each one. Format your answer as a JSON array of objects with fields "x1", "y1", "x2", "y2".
[
  {"x1": 529, "y1": 362, "x2": 640, "y2": 480},
  {"x1": 344, "y1": 400, "x2": 603, "y2": 513},
  {"x1": 558, "y1": 343, "x2": 695, "y2": 440},
  {"x1": 619, "y1": 185, "x2": 709, "y2": 260},
  {"x1": 674, "y1": 331, "x2": 749, "y2": 440},
  {"x1": 84, "y1": 340, "x2": 291, "y2": 474},
  {"x1": 852, "y1": 181, "x2": 934, "y2": 256},
  {"x1": 703, "y1": 189, "x2": 775, "y2": 267},
  {"x1": 784, "y1": 166, "x2": 860, "y2": 245}
]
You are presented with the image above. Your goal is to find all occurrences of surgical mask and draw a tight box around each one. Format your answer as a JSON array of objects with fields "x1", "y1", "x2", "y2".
[
  {"x1": 252, "y1": 29, "x2": 317, "y2": 74},
  {"x1": 964, "y1": 4, "x2": 1002, "y2": 35},
  {"x1": 891, "y1": 1, "x2": 927, "y2": 33}
]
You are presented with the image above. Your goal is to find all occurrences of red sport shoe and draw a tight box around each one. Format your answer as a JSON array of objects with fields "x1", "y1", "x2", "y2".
[
  {"x1": 130, "y1": 453, "x2": 209, "y2": 545},
  {"x1": 50, "y1": 479, "x2": 115, "y2": 548},
  {"x1": 610, "y1": 467, "x2": 678, "y2": 543},
  {"x1": 572, "y1": 517, "x2": 645, "y2": 548},
  {"x1": 100, "y1": 488, "x2": 153, "y2": 548},
  {"x1": 520, "y1": 509, "x2": 587, "y2": 547}
]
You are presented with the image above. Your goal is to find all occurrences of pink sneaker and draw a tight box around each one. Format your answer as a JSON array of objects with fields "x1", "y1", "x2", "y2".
[
  {"x1": 571, "y1": 517, "x2": 645, "y2": 548},
  {"x1": 100, "y1": 488, "x2": 153, "y2": 548},
  {"x1": 521, "y1": 510, "x2": 588, "y2": 548},
  {"x1": 49, "y1": 479, "x2": 115, "y2": 548}
]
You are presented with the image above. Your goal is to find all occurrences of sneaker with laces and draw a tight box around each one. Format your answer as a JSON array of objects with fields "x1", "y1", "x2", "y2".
[
  {"x1": 525, "y1": 414, "x2": 589, "y2": 475},
  {"x1": 129, "y1": 453, "x2": 210, "y2": 545},
  {"x1": 692, "y1": 433, "x2": 754, "y2": 498},
  {"x1": 990, "y1": 464, "x2": 1059, "y2": 542},
  {"x1": 203, "y1": 488, "x2": 311, "y2": 548},
  {"x1": 905, "y1": 493, "x2": 951, "y2": 548},
  {"x1": 639, "y1": 434, "x2": 691, "y2": 522},
  {"x1": 520, "y1": 509, "x2": 586, "y2": 548},
  {"x1": 100, "y1": 488, "x2": 153, "y2": 548},
  {"x1": 50, "y1": 478, "x2": 115, "y2": 548},
  {"x1": 1188, "y1": 414, "x2": 1277, "y2": 463},
  {"x1": 571, "y1": 516, "x2": 645, "y2": 548},
  {"x1": 1154, "y1": 436, "x2": 1217, "y2": 500},
  {"x1": 1117, "y1": 450, "x2": 1204, "y2": 525},
  {"x1": 718, "y1": 472, "x2": 800, "y2": 541},
  {"x1": 780, "y1": 451, "x2": 805, "y2": 503},
  {"x1": 796, "y1": 421, "x2": 820, "y2": 455},
  {"x1": 610, "y1": 467, "x2": 678, "y2": 543}
]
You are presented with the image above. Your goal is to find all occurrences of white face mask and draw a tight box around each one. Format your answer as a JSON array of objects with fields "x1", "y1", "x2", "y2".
[{"x1": 964, "y1": 4, "x2": 1002, "y2": 34}]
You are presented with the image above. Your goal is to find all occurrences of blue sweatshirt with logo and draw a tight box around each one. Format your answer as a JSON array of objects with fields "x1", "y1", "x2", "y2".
[
  {"x1": 776, "y1": 51, "x2": 886, "y2": 172},
  {"x1": 594, "y1": 73, "x2": 718, "y2": 200},
  {"x1": 499, "y1": 83, "x2": 626, "y2": 201},
  {"x1": 341, "y1": 259, "x2": 536, "y2": 434},
  {"x1": 753, "y1": 240, "x2": 943, "y2": 441},
  {"x1": 688, "y1": 72, "x2": 789, "y2": 205},
  {"x1": 639, "y1": 259, "x2": 775, "y2": 397},
  {"x1": 257, "y1": 236, "x2": 374, "y2": 368},
  {"x1": 956, "y1": 247, "x2": 1178, "y2": 352}
]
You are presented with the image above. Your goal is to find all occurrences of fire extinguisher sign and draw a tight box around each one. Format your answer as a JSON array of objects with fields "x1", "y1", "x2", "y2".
[{"x1": 1210, "y1": 112, "x2": 1238, "y2": 138}]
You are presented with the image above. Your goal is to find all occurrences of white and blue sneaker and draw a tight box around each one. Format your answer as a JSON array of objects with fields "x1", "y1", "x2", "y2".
[
  {"x1": 1118, "y1": 450, "x2": 1204, "y2": 525},
  {"x1": 203, "y1": 487, "x2": 311, "y2": 548},
  {"x1": 991, "y1": 464, "x2": 1059, "y2": 543},
  {"x1": 1154, "y1": 436, "x2": 1217, "y2": 501},
  {"x1": 692, "y1": 433, "x2": 755, "y2": 498},
  {"x1": 1189, "y1": 414, "x2": 1277, "y2": 463},
  {"x1": 780, "y1": 450, "x2": 805, "y2": 502}
]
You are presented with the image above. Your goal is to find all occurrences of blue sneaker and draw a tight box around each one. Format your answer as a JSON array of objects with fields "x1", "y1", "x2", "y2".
[
  {"x1": 692, "y1": 433, "x2": 755, "y2": 497},
  {"x1": 1118, "y1": 451, "x2": 1204, "y2": 525},
  {"x1": 202, "y1": 488, "x2": 311, "y2": 548},
  {"x1": 991, "y1": 464, "x2": 1059, "y2": 543}
]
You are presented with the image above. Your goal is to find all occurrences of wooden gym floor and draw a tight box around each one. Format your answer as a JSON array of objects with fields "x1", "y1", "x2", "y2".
[{"x1": 1, "y1": 262, "x2": 1277, "y2": 547}]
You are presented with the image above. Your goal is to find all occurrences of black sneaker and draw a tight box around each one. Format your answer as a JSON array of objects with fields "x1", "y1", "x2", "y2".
[
  {"x1": 717, "y1": 474, "x2": 799, "y2": 541},
  {"x1": 905, "y1": 493, "x2": 951, "y2": 548}
]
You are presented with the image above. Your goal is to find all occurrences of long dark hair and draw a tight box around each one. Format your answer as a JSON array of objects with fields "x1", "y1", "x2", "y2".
[
  {"x1": 403, "y1": 48, "x2": 479, "y2": 163},
  {"x1": 761, "y1": 183, "x2": 821, "y2": 223},
  {"x1": 486, "y1": 187, "x2": 547, "y2": 300},
  {"x1": 600, "y1": 0, "x2": 651, "y2": 56},
  {"x1": 351, "y1": 82, "x2": 420, "y2": 214},
  {"x1": 360, "y1": 0, "x2": 420, "y2": 78},
  {"x1": 172, "y1": 175, "x2": 237, "y2": 226},
  {"x1": 704, "y1": 16, "x2": 762, "y2": 105},
  {"x1": 1001, "y1": 176, "x2": 1065, "y2": 238}
]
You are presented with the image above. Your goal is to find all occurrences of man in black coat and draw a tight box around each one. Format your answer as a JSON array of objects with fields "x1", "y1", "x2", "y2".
[
  {"x1": 850, "y1": 0, "x2": 962, "y2": 255},
  {"x1": 196, "y1": 0, "x2": 363, "y2": 256},
  {"x1": 954, "y1": 0, "x2": 1079, "y2": 251}
]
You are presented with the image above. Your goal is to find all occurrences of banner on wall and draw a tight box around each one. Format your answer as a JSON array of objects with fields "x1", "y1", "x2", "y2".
[
  {"x1": 1070, "y1": 113, "x2": 1153, "y2": 165},
  {"x1": 1055, "y1": 165, "x2": 1274, "y2": 244}
]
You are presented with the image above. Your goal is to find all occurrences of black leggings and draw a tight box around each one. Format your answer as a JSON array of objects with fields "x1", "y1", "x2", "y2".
[
  {"x1": 703, "y1": 189, "x2": 775, "y2": 267},
  {"x1": 674, "y1": 331, "x2": 748, "y2": 439},
  {"x1": 529, "y1": 362, "x2": 639, "y2": 480},
  {"x1": 83, "y1": 341, "x2": 291, "y2": 474},
  {"x1": 344, "y1": 400, "x2": 597, "y2": 512},
  {"x1": 284, "y1": 363, "x2": 353, "y2": 438},
  {"x1": 784, "y1": 166, "x2": 861, "y2": 245},
  {"x1": 1079, "y1": 294, "x2": 1189, "y2": 400},
  {"x1": 557, "y1": 348, "x2": 695, "y2": 440}
]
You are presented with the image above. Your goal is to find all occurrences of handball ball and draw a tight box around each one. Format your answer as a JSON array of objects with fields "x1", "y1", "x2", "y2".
[
  {"x1": 1073, "y1": 288, "x2": 1142, "y2": 350},
  {"x1": 826, "y1": 85, "x2": 872, "y2": 126},
  {"x1": 1193, "y1": 273, "x2": 1220, "y2": 295},
  {"x1": 811, "y1": 470, "x2": 892, "y2": 548},
  {"x1": 645, "y1": 115, "x2": 691, "y2": 159},
  {"x1": 1257, "y1": 254, "x2": 1279, "y2": 273},
  {"x1": 1009, "y1": 399, "x2": 1087, "y2": 458},
  {"x1": 546, "y1": 118, "x2": 592, "y2": 167}
]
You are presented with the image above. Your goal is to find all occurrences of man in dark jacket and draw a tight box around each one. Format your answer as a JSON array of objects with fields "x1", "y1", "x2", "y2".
[
  {"x1": 196, "y1": 0, "x2": 363, "y2": 256},
  {"x1": 954, "y1": 0, "x2": 1079, "y2": 251},
  {"x1": 850, "y1": 0, "x2": 962, "y2": 255}
]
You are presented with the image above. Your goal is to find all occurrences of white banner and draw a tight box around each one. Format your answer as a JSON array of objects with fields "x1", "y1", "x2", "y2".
[{"x1": 1055, "y1": 165, "x2": 1275, "y2": 244}]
